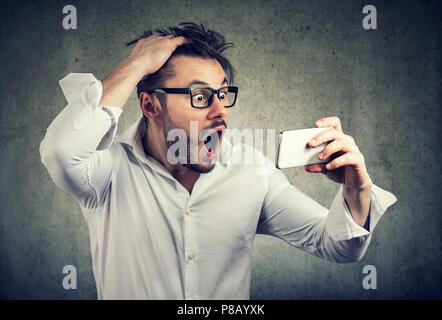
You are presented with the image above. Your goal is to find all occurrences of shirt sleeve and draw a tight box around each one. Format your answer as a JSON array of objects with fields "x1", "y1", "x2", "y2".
[
  {"x1": 39, "y1": 73, "x2": 123, "y2": 209},
  {"x1": 257, "y1": 169, "x2": 397, "y2": 263}
]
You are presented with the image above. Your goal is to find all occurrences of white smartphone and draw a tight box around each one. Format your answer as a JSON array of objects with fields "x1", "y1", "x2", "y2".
[{"x1": 276, "y1": 127, "x2": 333, "y2": 169}]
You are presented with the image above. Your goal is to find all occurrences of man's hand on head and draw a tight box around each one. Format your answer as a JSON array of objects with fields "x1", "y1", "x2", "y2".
[
  {"x1": 99, "y1": 35, "x2": 190, "y2": 109},
  {"x1": 127, "y1": 35, "x2": 191, "y2": 77}
]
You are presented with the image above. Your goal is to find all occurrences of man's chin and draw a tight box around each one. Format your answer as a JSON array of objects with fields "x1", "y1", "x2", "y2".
[{"x1": 183, "y1": 161, "x2": 216, "y2": 174}]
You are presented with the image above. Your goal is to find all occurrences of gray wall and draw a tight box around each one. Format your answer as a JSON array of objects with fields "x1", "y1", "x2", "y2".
[{"x1": 0, "y1": 0, "x2": 440, "y2": 299}]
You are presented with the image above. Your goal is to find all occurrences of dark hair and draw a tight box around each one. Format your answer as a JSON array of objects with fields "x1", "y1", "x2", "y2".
[{"x1": 126, "y1": 22, "x2": 235, "y2": 126}]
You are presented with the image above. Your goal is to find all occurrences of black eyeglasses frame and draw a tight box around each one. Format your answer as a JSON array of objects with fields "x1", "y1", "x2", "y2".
[{"x1": 147, "y1": 86, "x2": 239, "y2": 109}]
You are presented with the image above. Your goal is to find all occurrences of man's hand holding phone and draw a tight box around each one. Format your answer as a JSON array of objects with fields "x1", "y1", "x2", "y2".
[
  {"x1": 305, "y1": 116, "x2": 373, "y2": 192},
  {"x1": 277, "y1": 116, "x2": 373, "y2": 226},
  {"x1": 278, "y1": 116, "x2": 373, "y2": 192}
]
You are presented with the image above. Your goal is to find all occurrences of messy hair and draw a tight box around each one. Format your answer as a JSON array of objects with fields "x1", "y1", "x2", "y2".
[{"x1": 126, "y1": 22, "x2": 235, "y2": 126}]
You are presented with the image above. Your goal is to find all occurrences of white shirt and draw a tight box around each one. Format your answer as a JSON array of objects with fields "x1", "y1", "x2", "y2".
[{"x1": 40, "y1": 73, "x2": 397, "y2": 300}]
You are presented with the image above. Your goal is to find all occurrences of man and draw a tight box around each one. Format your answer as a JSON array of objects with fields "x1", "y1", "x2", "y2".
[{"x1": 40, "y1": 22, "x2": 397, "y2": 299}]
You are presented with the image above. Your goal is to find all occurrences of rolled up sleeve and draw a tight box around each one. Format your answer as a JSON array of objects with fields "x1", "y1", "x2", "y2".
[
  {"x1": 326, "y1": 184, "x2": 398, "y2": 241},
  {"x1": 40, "y1": 73, "x2": 123, "y2": 209}
]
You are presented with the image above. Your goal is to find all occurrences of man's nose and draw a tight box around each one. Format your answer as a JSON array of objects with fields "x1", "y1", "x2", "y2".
[{"x1": 207, "y1": 94, "x2": 228, "y2": 119}]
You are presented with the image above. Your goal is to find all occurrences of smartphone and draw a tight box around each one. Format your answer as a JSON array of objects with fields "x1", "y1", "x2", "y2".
[{"x1": 276, "y1": 127, "x2": 333, "y2": 169}]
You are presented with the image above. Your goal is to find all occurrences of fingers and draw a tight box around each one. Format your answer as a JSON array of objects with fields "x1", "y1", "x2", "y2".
[
  {"x1": 135, "y1": 35, "x2": 190, "y2": 54},
  {"x1": 325, "y1": 152, "x2": 363, "y2": 170},
  {"x1": 304, "y1": 163, "x2": 327, "y2": 173},
  {"x1": 305, "y1": 152, "x2": 364, "y2": 173},
  {"x1": 315, "y1": 116, "x2": 343, "y2": 133},
  {"x1": 142, "y1": 34, "x2": 188, "y2": 44},
  {"x1": 174, "y1": 35, "x2": 191, "y2": 46},
  {"x1": 317, "y1": 138, "x2": 358, "y2": 160},
  {"x1": 309, "y1": 127, "x2": 337, "y2": 147},
  {"x1": 309, "y1": 128, "x2": 356, "y2": 149}
]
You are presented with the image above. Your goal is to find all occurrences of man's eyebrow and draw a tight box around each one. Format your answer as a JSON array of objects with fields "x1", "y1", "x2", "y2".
[{"x1": 186, "y1": 77, "x2": 229, "y2": 87}]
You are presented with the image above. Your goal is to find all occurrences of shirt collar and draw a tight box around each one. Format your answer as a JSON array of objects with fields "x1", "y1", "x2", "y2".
[{"x1": 117, "y1": 115, "x2": 145, "y2": 147}]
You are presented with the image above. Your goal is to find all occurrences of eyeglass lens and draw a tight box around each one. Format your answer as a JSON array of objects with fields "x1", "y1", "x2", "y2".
[{"x1": 191, "y1": 88, "x2": 236, "y2": 108}]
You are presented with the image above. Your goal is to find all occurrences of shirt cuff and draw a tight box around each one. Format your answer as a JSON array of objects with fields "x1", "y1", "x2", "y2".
[
  {"x1": 59, "y1": 73, "x2": 123, "y2": 150},
  {"x1": 325, "y1": 184, "x2": 398, "y2": 241}
]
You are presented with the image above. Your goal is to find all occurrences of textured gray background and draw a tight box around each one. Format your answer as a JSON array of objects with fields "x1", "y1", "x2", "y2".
[{"x1": 0, "y1": 0, "x2": 441, "y2": 299}]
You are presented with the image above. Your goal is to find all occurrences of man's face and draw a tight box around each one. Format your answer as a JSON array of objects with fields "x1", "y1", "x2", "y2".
[{"x1": 159, "y1": 56, "x2": 231, "y2": 173}]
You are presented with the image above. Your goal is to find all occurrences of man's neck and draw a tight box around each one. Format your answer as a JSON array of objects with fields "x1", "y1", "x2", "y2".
[{"x1": 142, "y1": 129, "x2": 200, "y2": 195}]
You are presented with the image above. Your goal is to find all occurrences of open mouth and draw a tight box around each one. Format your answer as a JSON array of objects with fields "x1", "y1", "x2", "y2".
[{"x1": 202, "y1": 127, "x2": 225, "y2": 159}]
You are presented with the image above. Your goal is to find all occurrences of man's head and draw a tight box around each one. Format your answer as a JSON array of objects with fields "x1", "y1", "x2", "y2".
[{"x1": 127, "y1": 22, "x2": 236, "y2": 173}]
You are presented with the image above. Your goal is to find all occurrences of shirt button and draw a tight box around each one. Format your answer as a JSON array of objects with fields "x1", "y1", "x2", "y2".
[
  {"x1": 187, "y1": 253, "x2": 195, "y2": 260},
  {"x1": 185, "y1": 209, "x2": 191, "y2": 216}
]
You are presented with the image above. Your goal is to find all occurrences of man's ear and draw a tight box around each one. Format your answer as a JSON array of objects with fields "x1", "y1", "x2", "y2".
[{"x1": 139, "y1": 92, "x2": 162, "y2": 124}]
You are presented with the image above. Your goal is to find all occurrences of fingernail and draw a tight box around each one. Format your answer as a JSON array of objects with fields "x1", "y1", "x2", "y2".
[
  {"x1": 310, "y1": 139, "x2": 316, "y2": 145},
  {"x1": 318, "y1": 152, "x2": 323, "y2": 159}
]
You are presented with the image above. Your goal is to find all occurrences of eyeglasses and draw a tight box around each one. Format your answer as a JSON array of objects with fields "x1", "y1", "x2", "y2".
[{"x1": 148, "y1": 86, "x2": 239, "y2": 109}]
